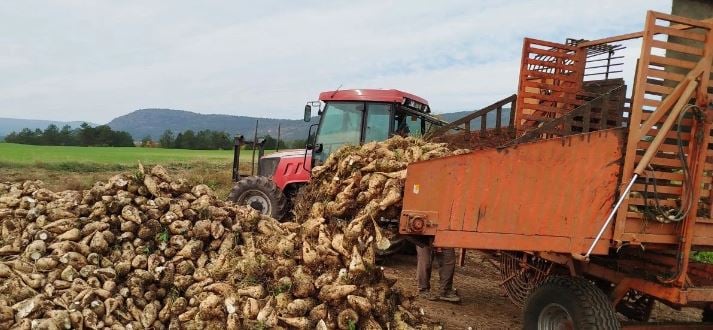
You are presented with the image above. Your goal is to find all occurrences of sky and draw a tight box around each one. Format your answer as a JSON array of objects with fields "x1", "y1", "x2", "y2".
[{"x1": 0, "y1": 0, "x2": 670, "y2": 124}]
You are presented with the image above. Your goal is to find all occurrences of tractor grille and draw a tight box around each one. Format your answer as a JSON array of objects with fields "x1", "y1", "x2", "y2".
[{"x1": 258, "y1": 158, "x2": 279, "y2": 177}]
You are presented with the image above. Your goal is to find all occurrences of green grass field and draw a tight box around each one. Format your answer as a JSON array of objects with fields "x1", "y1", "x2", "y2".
[
  {"x1": 0, "y1": 142, "x2": 272, "y2": 171},
  {"x1": 0, "y1": 143, "x2": 277, "y2": 196}
]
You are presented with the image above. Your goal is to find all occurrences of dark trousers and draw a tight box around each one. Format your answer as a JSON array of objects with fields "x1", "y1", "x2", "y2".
[{"x1": 416, "y1": 245, "x2": 455, "y2": 293}]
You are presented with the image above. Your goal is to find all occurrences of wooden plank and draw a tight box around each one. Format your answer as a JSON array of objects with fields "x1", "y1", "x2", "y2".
[
  {"x1": 526, "y1": 58, "x2": 579, "y2": 72},
  {"x1": 575, "y1": 14, "x2": 713, "y2": 48},
  {"x1": 519, "y1": 114, "x2": 558, "y2": 123},
  {"x1": 521, "y1": 91, "x2": 583, "y2": 104},
  {"x1": 636, "y1": 155, "x2": 688, "y2": 168},
  {"x1": 647, "y1": 67, "x2": 686, "y2": 82},
  {"x1": 632, "y1": 184, "x2": 682, "y2": 195},
  {"x1": 637, "y1": 170, "x2": 685, "y2": 181},
  {"x1": 524, "y1": 70, "x2": 580, "y2": 84},
  {"x1": 652, "y1": 25, "x2": 707, "y2": 42},
  {"x1": 639, "y1": 141, "x2": 684, "y2": 153},
  {"x1": 525, "y1": 37, "x2": 579, "y2": 51},
  {"x1": 642, "y1": 98, "x2": 661, "y2": 108},
  {"x1": 526, "y1": 47, "x2": 578, "y2": 61},
  {"x1": 627, "y1": 198, "x2": 678, "y2": 207},
  {"x1": 522, "y1": 80, "x2": 580, "y2": 94},
  {"x1": 645, "y1": 82, "x2": 676, "y2": 95},
  {"x1": 523, "y1": 102, "x2": 572, "y2": 115},
  {"x1": 577, "y1": 32, "x2": 644, "y2": 48},
  {"x1": 649, "y1": 54, "x2": 697, "y2": 70},
  {"x1": 495, "y1": 107, "x2": 502, "y2": 132},
  {"x1": 650, "y1": 40, "x2": 704, "y2": 57},
  {"x1": 653, "y1": 11, "x2": 713, "y2": 29}
]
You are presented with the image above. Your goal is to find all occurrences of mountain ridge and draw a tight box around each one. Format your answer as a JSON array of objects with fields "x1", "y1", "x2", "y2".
[
  {"x1": 0, "y1": 118, "x2": 92, "y2": 138},
  {"x1": 2, "y1": 108, "x2": 509, "y2": 142}
]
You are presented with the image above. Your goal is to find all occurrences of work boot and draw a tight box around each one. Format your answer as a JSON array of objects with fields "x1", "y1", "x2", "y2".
[
  {"x1": 418, "y1": 290, "x2": 438, "y2": 301},
  {"x1": 438, "y1": 289, "x2": 461, "y2": 303}
]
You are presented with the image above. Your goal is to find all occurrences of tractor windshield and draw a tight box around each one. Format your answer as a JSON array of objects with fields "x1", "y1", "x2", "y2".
[{"x1": 314, "y1": 102, "x2": 363, "y2": 162}]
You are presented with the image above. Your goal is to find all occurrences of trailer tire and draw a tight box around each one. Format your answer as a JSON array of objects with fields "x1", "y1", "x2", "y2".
[
  {"x1": 524, "y1": 276, "x2": 620, "y2": 330},
  {"x1": 703, "y1": 304, "x2": 713, "y2": 322},
  {"x1": 228, "y1": 176, "x2": 287, "y2": 220}
]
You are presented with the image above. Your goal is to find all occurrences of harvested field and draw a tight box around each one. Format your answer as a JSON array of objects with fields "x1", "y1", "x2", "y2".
[{"x1": 383, "y1": 251, "x2": 704, "y2": 329}]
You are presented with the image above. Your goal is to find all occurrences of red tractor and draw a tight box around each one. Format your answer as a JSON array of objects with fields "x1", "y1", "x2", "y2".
[{"x1": 228, "y1": 89, "x2": 446, "y2": 219}]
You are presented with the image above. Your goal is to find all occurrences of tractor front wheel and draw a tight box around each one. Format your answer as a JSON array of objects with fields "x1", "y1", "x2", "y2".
[
  {"x1": 228, "y1": 176, "x2": 287, "y2": 220},
  {"x1": 524, "y1": 276, "x2": 620, "y2": 330}
]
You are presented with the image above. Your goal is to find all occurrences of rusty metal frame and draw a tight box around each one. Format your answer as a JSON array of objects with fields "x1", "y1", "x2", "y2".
[{"x1": 428, "y1": 94, "x2": 517, "y2": 137}]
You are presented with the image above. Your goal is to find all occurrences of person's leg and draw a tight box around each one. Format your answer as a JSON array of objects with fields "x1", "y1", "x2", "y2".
[
  {"x1": 437, "y1": 248, "x2": 455, "y2": 292},
  {"x1": 416, "y1": 244, "x2": 433, "y2": 294},
  {"x1": 437, "y1": 248, "x2": 460, "y2": 302}
]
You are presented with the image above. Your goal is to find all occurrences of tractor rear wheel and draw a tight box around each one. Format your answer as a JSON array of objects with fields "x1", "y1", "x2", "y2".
[
  {"x1": 524, "y1": 276, "x2": 620, "y2": 330},
  {"x1": 228, "y1": 176, "x2": 287, "y2": 220}
]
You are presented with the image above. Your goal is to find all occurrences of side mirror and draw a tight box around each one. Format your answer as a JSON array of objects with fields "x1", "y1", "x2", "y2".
[{"x1": 303, "y1": 104, "x2": 311, "y2": 122}]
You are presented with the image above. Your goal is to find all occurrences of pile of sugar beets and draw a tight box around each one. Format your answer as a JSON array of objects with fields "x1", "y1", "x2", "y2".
[{"x1": 0, "y1": 136, "x2": 468, "y2": 329}]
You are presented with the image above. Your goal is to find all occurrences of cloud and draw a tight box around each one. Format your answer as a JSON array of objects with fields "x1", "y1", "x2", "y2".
[{"x1": 0, "y1": 0, "x2": 670, "y2": 123}]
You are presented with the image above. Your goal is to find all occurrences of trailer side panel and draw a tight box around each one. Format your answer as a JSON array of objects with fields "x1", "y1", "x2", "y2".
[{"x1": 400, "y1": 128, "x2": 625, "y2": 255}]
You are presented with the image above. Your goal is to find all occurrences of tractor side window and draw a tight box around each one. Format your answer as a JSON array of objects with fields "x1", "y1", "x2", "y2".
[
  {"x1": 394, "y1": 112, "x2": 422, "y2": 137},
  {"x1": 315, "y1": 102, "x2": 363, "y2": 160},
  {"x1": 364, "y1": 103, "x2": 391, "y2": 142},
  {"x1": 406, "y1": 116, "x2": 423, "y2": 137}
]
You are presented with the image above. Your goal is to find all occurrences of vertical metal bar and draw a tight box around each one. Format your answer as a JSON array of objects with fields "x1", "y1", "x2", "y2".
[
  {"x1": 276, "y1": 123, "x2": 281, "y2": 152},
  {"x1": 496, "y1": 106, "x2": 502, "y2": 133},
  {"x1": 600, "y1": 93, "x2": 609, "y2": 130},
  {"x1": 232, "y1": 136, "x2": 242, "y2": 182},
  {"x1": 480, "y1": 113, "x2": 487, "y2": 136},
  {"x1": 509, "y1": 98, "x2": 516, "y2": 134},
  {"x1": 251, "y1": 120, "x2": 258, "y2": 176},
  {"x1": 582, "y1": 103, "x2": 591, "y2": 132}
]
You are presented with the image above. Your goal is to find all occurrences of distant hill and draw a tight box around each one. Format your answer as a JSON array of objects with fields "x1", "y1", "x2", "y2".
[
  {"x1": 107, "y1": 109, "x2": 317, "y2": 142},
  {"x1": 107, "y1": 108, "x2": 513, "y2": 142},
  {"x1": 2, "y1": 107, "x2": 512, "y2": 144},
  {"x1": 0, "y1": 118, "x2": 90, "y2": 138}
]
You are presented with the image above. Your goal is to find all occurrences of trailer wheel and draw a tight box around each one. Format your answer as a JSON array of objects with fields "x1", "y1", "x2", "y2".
[
  {"x1": 228, "y1": 176, "x2": 287, "y2": 220},
  {"x1": 703, "y1": 303, "x2": 713, "y2": 322},
  {"x1": 524, "y1": 276, "x2": 620, "y2": 330}
]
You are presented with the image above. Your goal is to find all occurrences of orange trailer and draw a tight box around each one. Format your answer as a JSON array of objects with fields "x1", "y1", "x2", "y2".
[{"x1": 400, "y1": 11, "x2": 713, "y2": 329}]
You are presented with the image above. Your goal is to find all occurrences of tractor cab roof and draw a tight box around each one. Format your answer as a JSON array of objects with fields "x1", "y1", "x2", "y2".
[{"x1": 319, "y1": 89, "x2": 429, "y2": 106}]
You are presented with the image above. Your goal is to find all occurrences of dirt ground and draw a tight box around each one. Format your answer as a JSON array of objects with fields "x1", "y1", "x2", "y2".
[{"x1": 381, "y1": 251, "x2": 705, "y2": 329}]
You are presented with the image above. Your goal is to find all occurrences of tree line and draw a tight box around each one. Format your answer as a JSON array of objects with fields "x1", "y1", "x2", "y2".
[
  {"x1": 3, "y1": 123, "x2": 134, "y2": 147},
  {"x1": 2, "y1": 124, "x2": 308, "y2": 150},
  {"x1": 156, "y1": 129, "x2": 303, "y2": 150}
]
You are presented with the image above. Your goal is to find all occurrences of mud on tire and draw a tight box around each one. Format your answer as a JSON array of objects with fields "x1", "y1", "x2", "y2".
[
  {"x1": 228, "y1": 176, "x2": 287, "y2": 220},
  {"x1": 524, "y1": 276, "x2": 620, "y2": 330}
]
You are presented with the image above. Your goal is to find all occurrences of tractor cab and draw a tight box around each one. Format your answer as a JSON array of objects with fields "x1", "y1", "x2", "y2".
[
  {"x1": 230, "y1": 89, "x2": 445, "y2": 219},
  {"x1": 306, "y1": 89, "x2": 443, "y2": 165}
]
